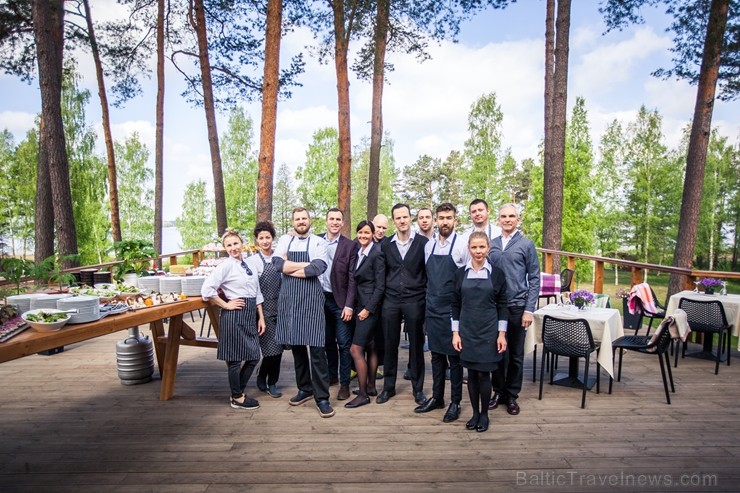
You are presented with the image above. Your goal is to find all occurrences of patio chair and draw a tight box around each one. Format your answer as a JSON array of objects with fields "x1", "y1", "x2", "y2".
[
  {"x1": 622, "y1": 297, "x2": 645, "y2": 334},
  {"x1": 594, "y1": 294, "x2": 610, "y2": 308},
  {"x1": 538, "y1": 315, "x2": 600, "y2": 409},
  {"x1": 643, "y1": 285, "x2": 667, "y2": 337},
  {"x1": 559, "y1": 268, "x2": 575, "y2": 293},
  {"x1": 677, "y1": 298, "x2": 732, "y2": 375},
  {"x1": 609, "y1": 316, "x2": 675, "y2": 404},
  {"x1": 537, "y1": 272, "x2": 561, "y2": 307}
]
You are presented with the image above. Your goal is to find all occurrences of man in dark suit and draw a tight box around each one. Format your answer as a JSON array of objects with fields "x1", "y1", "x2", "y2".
[
  {"x1": 376, "y1": 203, "x2": 429, "y2": 406},
  {"x1": 321, "y1": 208, "x2": 357, "y2": 401}
]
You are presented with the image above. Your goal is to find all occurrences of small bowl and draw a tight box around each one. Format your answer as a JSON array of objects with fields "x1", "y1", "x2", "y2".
[{"x1": 21, "y1": 309, "x2": 71, "y2": 332}]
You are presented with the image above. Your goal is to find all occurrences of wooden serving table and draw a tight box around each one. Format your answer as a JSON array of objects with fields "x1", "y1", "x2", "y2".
[{"x1": 0, "y1": 297, "x2": 220, "y2": 400}]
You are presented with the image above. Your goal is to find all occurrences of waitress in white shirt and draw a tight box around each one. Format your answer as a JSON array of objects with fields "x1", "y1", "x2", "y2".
[{"x1": 202, "y1": 229, "x2": 265, "y2": 411}]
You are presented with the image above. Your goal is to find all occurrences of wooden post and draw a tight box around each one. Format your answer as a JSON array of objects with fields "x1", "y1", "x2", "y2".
[
  {"x1": 594, "y1": 261, "x2": 604, "y2": 294},
  {"x1": 631, "y1": 267, "x2": 642, "y2": 286}
]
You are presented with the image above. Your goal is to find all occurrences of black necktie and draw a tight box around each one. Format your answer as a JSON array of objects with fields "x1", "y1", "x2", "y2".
[{"x1": 240, "y1": 260, "x2": 253, "y2": 276}]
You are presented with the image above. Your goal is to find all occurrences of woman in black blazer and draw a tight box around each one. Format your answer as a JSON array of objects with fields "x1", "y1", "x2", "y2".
[{"x1": 345, "y1": 220, "x2": 386, "y2": 408}]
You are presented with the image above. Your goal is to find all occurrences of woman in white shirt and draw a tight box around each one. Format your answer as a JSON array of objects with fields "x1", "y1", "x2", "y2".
[{"x1": 201, "y1": 229, "x2": 266, "y2": 410}]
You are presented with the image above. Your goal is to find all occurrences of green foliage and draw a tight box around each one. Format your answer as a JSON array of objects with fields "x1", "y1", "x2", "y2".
[
  {"x1": 0, "y1": 257, "x2": 33, "y2": 295},
  {"x1": 30, "y1": 254, "x2": 79, "y2": 289},
  {"x1": 62, "y1": 63, "x2": 110, "y2": 265},
  {"x1": 176, "y1": 179, "x2": 215, "y2": 250},
  {"x1": 115, "y1": 133, "x2": 154, "y2": 241},
  {"x1": 351, "y1": 134, "x2": 399, "y2": 228},
  {"x1": 462, "y1": 92, "x2": 509, "y2": 204},
  {"x1": 296, "y1": 127, "x2": 340, "y2": 232},
  {"x1": 0, "y1": 127, "x2": 36, "y2": 256},
  {"x1": 222, "y1": 107, "x2": 258, "y2": 232},
  {"x1": 273, "y1": 162, "x2": 297, "y2": 237},
  {"x1": 112, "y1": 240, "x2": 156, "y2": 279},
  {"x1": 594, "y1": 120, "x2": 628, "y2": 257}
]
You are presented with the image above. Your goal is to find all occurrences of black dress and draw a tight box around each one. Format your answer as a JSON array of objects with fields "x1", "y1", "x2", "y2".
[{"x1": 352, "y1": 244, "x2": 385, "y2": 347}]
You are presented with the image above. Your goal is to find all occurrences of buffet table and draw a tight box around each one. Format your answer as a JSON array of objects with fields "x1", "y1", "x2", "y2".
[{"x1": 0, "y1": 297, "x2": 220, "y2": 400}]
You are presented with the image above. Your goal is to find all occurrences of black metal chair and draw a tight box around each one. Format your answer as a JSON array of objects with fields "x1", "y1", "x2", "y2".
[
  {"x1": 538, "y1": 315, "x2": 600, "y2": 409},
  {"x1": 677, "y1": 298, "x2": 732, "y2": 375},
  {"x1": 559, "y1": 268, "x2": 575, "y2": 294},
  {"x1": 609, "y1": 317, "x2": 675, "y2": 404},
  {"x1": 621, "y1": 296, "x2": 645, "y2": 334},
  {"x1": 643, "y1": 285, "x2": 667, "y2": 337}
]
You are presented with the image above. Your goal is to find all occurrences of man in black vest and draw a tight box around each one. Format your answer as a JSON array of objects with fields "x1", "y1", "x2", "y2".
[{"x1": 376, "y1": 203, "x2": 429, "y2": 406}]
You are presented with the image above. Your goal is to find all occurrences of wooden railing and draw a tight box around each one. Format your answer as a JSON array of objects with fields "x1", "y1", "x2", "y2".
[{"x1": 539, "y1": 248, "x2": 740, "y2": 294}]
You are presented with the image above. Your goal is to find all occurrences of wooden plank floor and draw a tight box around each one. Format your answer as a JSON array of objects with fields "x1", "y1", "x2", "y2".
[{"x1": 1, "y1": 315, "x2": 739, "y2": 492}]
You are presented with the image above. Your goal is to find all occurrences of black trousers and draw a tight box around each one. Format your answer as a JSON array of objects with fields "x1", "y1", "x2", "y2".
[
  {"x1": 493, "y1": 305, "x2": 526, "y2": 400},
  {"x1": 292, "y1": 345, "x2": 330, "y2": 402},
  {"x1": 226, "y1": 360, "x2": 257, "y2": 398},
  {"x1": 257, "y1": 354, "x2": 282, "y2": 385},
  {"x1": 382, "y1": 299, "x2": 425, "y2": 394},
  {"x1": 431, "y1": 351, "x2": 463, "y2": 404}
]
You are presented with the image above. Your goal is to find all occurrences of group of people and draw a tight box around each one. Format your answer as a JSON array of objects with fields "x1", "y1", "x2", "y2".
[{"x1": 201, "y1": 198, "x2": 540, "y2": 432}]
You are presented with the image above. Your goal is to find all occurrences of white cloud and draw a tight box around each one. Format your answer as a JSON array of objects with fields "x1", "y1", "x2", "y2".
[{"x1": 0, "y1": 111, "x2": 37, "y2": 138}]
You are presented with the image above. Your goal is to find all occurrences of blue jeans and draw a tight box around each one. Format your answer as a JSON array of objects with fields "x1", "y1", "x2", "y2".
[{"x1": 324, "y1": 292, "x2": 353, "y2": 385}]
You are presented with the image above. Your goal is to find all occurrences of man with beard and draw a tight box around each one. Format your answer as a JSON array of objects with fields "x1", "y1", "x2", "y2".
[
  {"x1": 376, "y1": 203, "x2": 429, "y2": 406},
  {"x1": 320, "y1": 208, "x2": 357, "y2": 401},
  {"x1": 415, "y1": 203, "x2": 468, "y2": 422},
  {"x1": 273, "y1": 208, "x2": 335, "y2": 418}
]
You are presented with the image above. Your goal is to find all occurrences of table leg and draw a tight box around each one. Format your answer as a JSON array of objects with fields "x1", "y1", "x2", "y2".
[
  {"x1": 150, "y1": 320, "x2": 165, "y2": 377},
  {"x1": 552, "y1": 356, "x2": 596, "y2": 390},
  {"x1": 684, "y1": 333, "x2": 726, "y2": 362},
  {"x1": 160, "y1": 314, "x2": 184, "y2": 400}
]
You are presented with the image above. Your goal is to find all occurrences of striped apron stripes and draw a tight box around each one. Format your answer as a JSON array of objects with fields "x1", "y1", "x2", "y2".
[
  {"x1": 257, "y1": 253, "x2": 284, "y2": 357},
  {"x1": 275, "y1": 236, "x2": 326, "y2": 347},
  {"x1": 217, "y1": 297, "x2": 261, "y2": 361}
]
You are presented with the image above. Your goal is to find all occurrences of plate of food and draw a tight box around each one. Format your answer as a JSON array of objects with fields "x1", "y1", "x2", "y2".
[
  {"x1": 99, "y1": 302, "x2": 130, "y2": 316},
  {"x1": 21, "y1": 309, "x2": 72, "y2": 332},
  {"x1": 125, "y1": 292, "x2": 187, "y2": 310}
]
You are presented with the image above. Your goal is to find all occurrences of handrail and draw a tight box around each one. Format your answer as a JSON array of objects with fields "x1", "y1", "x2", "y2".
[{"x1": 537, "y1": 247, "x2": 740, "y2": 293}]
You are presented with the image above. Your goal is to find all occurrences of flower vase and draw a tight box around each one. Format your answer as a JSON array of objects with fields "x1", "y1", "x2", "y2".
[
  {"x1": 704, "y1": 288, "x2": 714, "y2": 295},
  {"x1": 574, "y1": 300, "x2": 586, "y2": 310}
]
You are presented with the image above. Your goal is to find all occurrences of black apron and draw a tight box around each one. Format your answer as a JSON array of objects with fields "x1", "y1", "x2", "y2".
[
  {"x1": 275, "y1": 236, "x2": 326, "y2": 347},
  {"x1": 425, "y1": 236, "x2": 458, "y2": 356},
  {"x1": 459, "y1": 273, "x2": 502, "y2": 371},
  {"x1": 257, "y1": 252, "x2": 283, "y2": 357}
]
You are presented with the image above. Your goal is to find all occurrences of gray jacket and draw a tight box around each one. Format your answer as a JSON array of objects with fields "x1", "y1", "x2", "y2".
[{"x1": 488, "y1": 231, "x2": 540, "y2": 313}]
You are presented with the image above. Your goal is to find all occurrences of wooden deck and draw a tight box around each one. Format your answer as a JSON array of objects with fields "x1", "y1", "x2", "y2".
[{"x1": 1, "y1": 315, "x2": 739, "y2": 492}]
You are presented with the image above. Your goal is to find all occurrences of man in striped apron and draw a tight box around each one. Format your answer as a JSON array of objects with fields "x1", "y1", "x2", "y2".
[{"x1": 273, "y1": 208, "x2": 335, "y2": 418}]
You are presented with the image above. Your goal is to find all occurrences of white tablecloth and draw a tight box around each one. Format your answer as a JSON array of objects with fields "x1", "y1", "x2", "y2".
[
  {"x1": 666, "y1": 291, "x2": 740, "y2": 349},
  {"x1": 527, "y1": 305, "x2": 625, "y2": 378}
]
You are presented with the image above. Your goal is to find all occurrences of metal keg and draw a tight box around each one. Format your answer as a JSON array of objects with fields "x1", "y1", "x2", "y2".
[{"x1": 116, "y1": 327, "x2": 154, "y2": 385}]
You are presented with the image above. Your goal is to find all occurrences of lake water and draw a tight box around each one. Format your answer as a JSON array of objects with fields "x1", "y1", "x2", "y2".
[{"x1": 162, "y1": 226, "x2": 183, "y2": 254}]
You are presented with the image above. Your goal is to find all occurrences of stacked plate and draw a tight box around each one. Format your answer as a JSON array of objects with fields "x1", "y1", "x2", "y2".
[
  {"x1": 159, "y1": 277, "x2": 182, "y2": 294},
  {"x1": 30, "y1": 293, "x2": 73, "y2": 310},
  {"x1": 181, "y1": 276, "x2": 207, "y2": 297},
  {"x1": 6, "y1": 294, "x2": 49, "y2": 314},
  {"x1": 58, "y1": 295, "x2": 101, "y2": 324},
  {"x1": 79, "y1": 268, "x2": 98, "y2": 286},
  {"x1": 137, "y1": 276, "x2": 161, "y2": 293}
]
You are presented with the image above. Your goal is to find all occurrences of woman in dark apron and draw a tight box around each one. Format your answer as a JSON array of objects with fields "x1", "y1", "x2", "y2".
[
  {"x1": 201, "y1": 229, "x2": 265, "y2": 410},
  {"x1": 452, "y1": 232, "x2": 508, "y2": 432},
  {"x1": 249, "y1": 221, "x2": 284, "y2": 398}
]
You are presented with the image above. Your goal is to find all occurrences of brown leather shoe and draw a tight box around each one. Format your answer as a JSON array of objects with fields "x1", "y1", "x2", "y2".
[
  {"x1": 488, "y1": 392, "x2": 503, "y2": 410},
  {"x1": 506, "y1": 397, "x2": 520, "y2": 415},
  {"x1": 337, "y1": 384, "x2": 350, "y2": 401}
]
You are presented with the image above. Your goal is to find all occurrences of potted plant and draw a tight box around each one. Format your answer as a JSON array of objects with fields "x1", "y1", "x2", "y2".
[
  {"x1": 0, "y1": 257, "x2": 33, "y2": 296},
  {"x1": 30, "y1": 254, "x2": 78, "y2": 292},
  {"x1": 570, "y1": 289, "x2": 595, "y2": 310},
  {"x1": 113, "y1": 240, "x2": 157, "y2": 286},
  {"x1": 699, "y1": 277, "x2": 723, "y2": 295}
]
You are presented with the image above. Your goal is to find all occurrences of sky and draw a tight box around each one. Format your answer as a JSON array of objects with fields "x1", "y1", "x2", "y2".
[{"x1": 1, "y1": 1, "x2": 739, "y2": 222}]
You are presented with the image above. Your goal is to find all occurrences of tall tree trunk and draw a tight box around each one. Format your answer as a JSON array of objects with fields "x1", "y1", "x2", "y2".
[
  {"x1": 191, "y1": 0, "x2": 227, "y2": 235},
  {"x1": 367, "y1": 0, "x2": 388, "y2": 221},
  {"x1": 331, "y1": 0, "x2": 352, "y2": 237},
  {"x1": 35, "y1": 116, "x2": 54, "y2": 262},
  {"x1": 542, "y1": 0, "x2": 569, "y2": 266},
  {"x1": 542, "y1": 0, "x2": 555, "y2": 271},
  {"x1": 32, "y1": 0, "x2": 78, "y2": 265},
  {"x1": 154, "y1": 0, "x2": 165, "y2": 264},
  {"x1": 669, "y1": 0, "x2": 729, "y2": 295},
  {"x1": 82, "y1": 0, "x2": 121, "y2": 243},
  {"x1": 256, "y1": 0, "x2": 282, "y2": 223}
]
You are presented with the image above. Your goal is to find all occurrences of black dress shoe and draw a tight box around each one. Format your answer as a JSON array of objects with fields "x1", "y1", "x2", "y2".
[
  {"x1": 414, "y1": 391, "x2": 427, "y2": 405},
  {"x1": 443, "y1": 403, "x2": 461, "y2": 423},
  {"x1": 256, "y1": 375, "x2": 267, "y2": 392},
  {"x1": 376, "y1": 389, "x2": 396, "y2": 404},
  {"x1": 403, "y1": 369, "x2": 411, "y2": 380},
  {"x1": 344, "y1": 395, "x2": 371, "y2": 408},
  {"x1": 414, "y1": 397, "x2": 445, "y2": 413},
  {"x1": 488, "y1": 392, "x2": 503, "y2": 410},
  {"x1": 506, "y1": 398, "x2": 521, "y2": 415},
  {"x1": 476, "y1": 414, "x2": 489, "y2": 432},
  {"x1": 465, "y1": 416, "x2": 479, "y2": 430}
]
